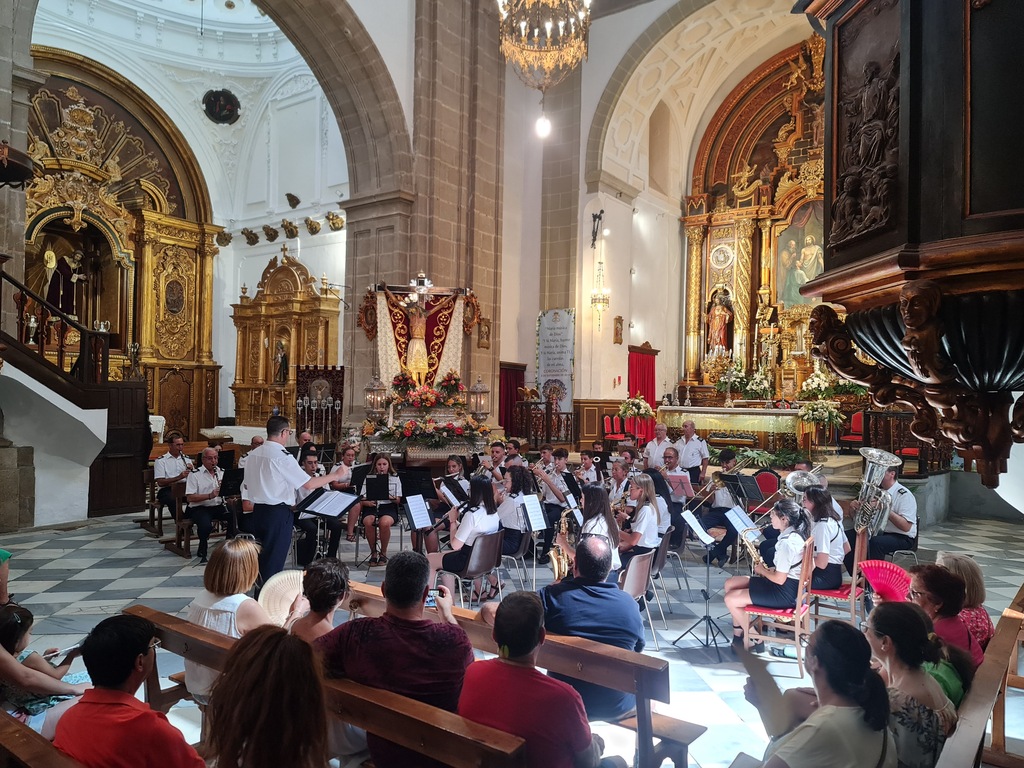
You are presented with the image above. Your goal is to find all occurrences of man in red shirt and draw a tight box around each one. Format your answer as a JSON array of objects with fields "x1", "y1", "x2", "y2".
[
  {"x1": 315, "y1": 550, "x2": 474, "y2": 767},
  {"x1": 459, "y1": 591, "x2": 610, "y2": 768},
  {"x1": 54, "y1": 615, "x2": 204, "y2": 768}
]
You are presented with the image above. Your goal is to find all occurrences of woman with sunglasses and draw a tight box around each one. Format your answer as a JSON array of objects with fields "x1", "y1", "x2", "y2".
[
  {"x1": 723, "y1": 499, "x2": 811, "y2": 650},
  {"x1": 745, "y1": 619, "x2": 895, "y2": 768},
  {"x1": 863, "y1": 601, "x2": 957, "y2": 768}
]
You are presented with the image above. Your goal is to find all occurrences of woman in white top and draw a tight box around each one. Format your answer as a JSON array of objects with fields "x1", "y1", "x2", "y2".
[
  {"x1": 804, "y1": 487, "x2": 848, "y2": 590},
  {"x1": 560, "y1": 482, "x2": 621, "y2": 576},
  {"x1": 416, "y1": 455, "x2": 470, "y2": 554},
  {"x1": 618, "y1": 474, "x2": 661, "y2": 574},
  {"x1": 723, "y1": 499, "x2": 811, "y2": 649},
  {"x1": 428, "y1": 475, "x2": 500, "y2": 597},
  {"x1": 185, "y1": 538, "x2": 276, "y2": 703},
  {"x1": 359, "y1": 454, "x2": 403, "y2": 566},
  {"x1": 749, "y1": 619, "x2": 896, "y2": 768}
]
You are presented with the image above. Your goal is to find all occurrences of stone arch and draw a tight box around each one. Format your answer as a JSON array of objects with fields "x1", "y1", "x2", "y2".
[
  {"x1": 258, "y1": 0, "x2": 413, "y2": 201},
  {"x1": 585, "y1": 0, "x2": 811, "y2": 198}
]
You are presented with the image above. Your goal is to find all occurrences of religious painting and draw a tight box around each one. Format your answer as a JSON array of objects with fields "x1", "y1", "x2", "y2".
[
  {"x1": 477, "y1": 317, "x2": 491, "y2": 349},
  {"x1": 613, "y1": 316, "x2": 623, "y2": 345},
  {"x1": 775, "y1": 200, "x2": 824, "y2": 309}
]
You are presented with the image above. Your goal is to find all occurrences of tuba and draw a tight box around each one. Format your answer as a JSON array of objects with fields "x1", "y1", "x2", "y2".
[
  {"x1": 784, "y1": 465, "x2": 825, "y2": 502},
  {"x1": 549, "y1": 508, "x2": 581, "y2": 581},
  {"x1": 854, "y1": 447, "x2": 903, "y2": 536}
]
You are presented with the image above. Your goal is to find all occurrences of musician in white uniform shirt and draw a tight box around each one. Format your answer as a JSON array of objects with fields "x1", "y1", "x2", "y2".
[
  {"x1": 675, "y1": 420, "x2": 710, "y2": 485},
  {"x1": 661, "y1": 447, "x2": 692, "y2": 548},
  {"x1": 576, "y1": 450, "x2": 602, "y2": 484},
  {"x1": 845, "y1": 464, "x2": 917, "y2": 568},
  {"x1": 533, "y1": 447, "x2": 571, "y2": 564},
  {"x1": 642, "y1": 423, "x2": 674, "y2": 470},
  {"x1": 184, "y1": 447, "x2": 237, "y2": 562},
  {"x1": 617, "y1": 474, "x2": 661, "y2": 573},
  {"x1": 236, "y1": 436, "x2": 264, "y2": 469},
  {"x1": 154, "y1": 434, "x2": 194, "y2": 513}
]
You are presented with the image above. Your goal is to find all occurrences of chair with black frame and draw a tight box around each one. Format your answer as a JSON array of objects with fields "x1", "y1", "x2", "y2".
[
  {"x1": 435, "y1": 529, "x2": 505, "y2": 609},
  {"x1": 501, "y1": 526, "x2": 535, "y2": 591},
  {"x1": 619, "y1": 549, "x2": 660, "y2": 651}
]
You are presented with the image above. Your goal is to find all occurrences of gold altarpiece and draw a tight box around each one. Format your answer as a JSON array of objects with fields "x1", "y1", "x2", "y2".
[
  {"x1": 682, "y1": 36, "x2": 835, "y2": 399},
  {"x1": 230, "y1": 246, "x2": 341, "y2": 426},
  {"x1": 22, "y1": 51, "x2": 222, "y2": 440}
]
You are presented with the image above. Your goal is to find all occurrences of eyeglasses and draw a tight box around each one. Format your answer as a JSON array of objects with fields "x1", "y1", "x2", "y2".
[
  {"x1": 149, "y1": 639, "x2": 162, "y2": 651},
  {"x1": 908, "y1": 588, "x2": 928, "y2": 601},
  {"x1": 235, "y1": 533, "x2": 258, "y2": 542},
  {"x1": 859, "y1": 620, "x2": 882, "y2": 636}
]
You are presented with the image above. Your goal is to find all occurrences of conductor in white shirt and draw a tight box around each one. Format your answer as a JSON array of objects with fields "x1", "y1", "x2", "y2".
[{"x1": 242, "y1": 416, "x2": 348, "y2": 589}]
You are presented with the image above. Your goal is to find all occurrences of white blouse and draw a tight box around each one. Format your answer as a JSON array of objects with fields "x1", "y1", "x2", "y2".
[
  {"x1": 455, "y1": 505, "x2": 500, "y2": 547},
  {"x1": 812, "y1": 518, "x2": 846, "y2": 565},
  {"x1": 581, "y1": 514, "x2": 622, "y2": 572},
  {"x1": 630, "y1": 504, "x2": 661, "y2": 549},
  {"x1": 774, "y1": 528, "x2": 807, "y2": 580}
]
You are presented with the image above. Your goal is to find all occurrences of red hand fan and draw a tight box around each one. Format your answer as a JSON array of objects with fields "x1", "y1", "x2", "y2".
[{"x1": 858, "y1": 559, "x2": 911, "y2": 603}]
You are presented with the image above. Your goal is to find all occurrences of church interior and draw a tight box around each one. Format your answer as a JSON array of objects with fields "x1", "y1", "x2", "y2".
[{"x1": 2, "y1": 0, "x2": 1024, "y2": 765}]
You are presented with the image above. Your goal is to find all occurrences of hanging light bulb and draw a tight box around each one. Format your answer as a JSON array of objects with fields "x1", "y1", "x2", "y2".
[{"x1": 536, "y1": 113, "x2": 552, "y2": 138}]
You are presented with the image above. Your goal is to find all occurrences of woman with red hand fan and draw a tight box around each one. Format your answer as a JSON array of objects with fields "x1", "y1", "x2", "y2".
[{"x1": 908, "y1": 564, "x2": 985, "y2": 668}]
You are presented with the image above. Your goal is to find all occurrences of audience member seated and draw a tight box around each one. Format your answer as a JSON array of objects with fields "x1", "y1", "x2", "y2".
[
  {"x1": 0, "y1": 604, "x2": 89, "y2": 737},
  {"x1": 558, "y1": 483, "x2": 620, "y2": 579},
  {"x1": 804, "y1": 488, "x2": 848, "y2": 590},
  {"x1": 315, "y1": 550, "x2": 474, "y2": 768},
  {"x1": 864, "y1": 602, "x2": 957, "y2": 768},
  {"x1": 744, "y1": 619, "x2": 895, "y2": 768},
  {"x1": 908, "y1": 564, "x2": 984, "y2": 668},
  {"x1": 184, "y1": 537, "x2": 278, "y2": 704},
  {"x1": 616, "y1": 474, "x2": 660, "y2": 574},
  {"x1": 153, "y1": 434, "x2": 194, "y2": 516},
  {"x1": 184, "y1": 446, "x2": 237, "y2": 563},
  {"x1": 535, "y1": 535, "x2": 645, "y2": 721},
  {"x1": 459, "y1": 591, "x2": 615, "y2": 768},
  {"x1": 207, "y1": 625, "x2": 327, "y2": 768},
  {"x1": 53, "y1": 615, "x2": 205, "y2": 768},
  {"x1": 903, "y1": 604, "x2": 976, "y2": 709},
  {"x1": 0, "y1": 547, "x2": 12, "y2": 606},
  {"x1": 936, "y1": 551, "x2": 995, "y2": 650},
  {"x1": 294, "y1": 451, "x2": 344, "y2": 565},
  {"x1": 427, "y1": 475, "x2": 501, "y2": 601},
  {"x1": 357, "y1": 454, "x2": 403, "y2": 566},
  {"x1": 723, "y1": 500, "x2": 811, "y2": 651}
]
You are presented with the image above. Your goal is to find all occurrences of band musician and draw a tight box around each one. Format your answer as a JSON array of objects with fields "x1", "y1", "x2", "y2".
[
  {"x1": 675, "y1": 420, "x2": 709, "y2": 485},
  {"x1": 844, "y1": 464, "x2": 917, "y2": 570},
  {"x1": 184, "y1": 447, "x2": 237, "y2": 563},
  {"x1": 693, "y1": 448, "x2": 739, "y2": 568}
]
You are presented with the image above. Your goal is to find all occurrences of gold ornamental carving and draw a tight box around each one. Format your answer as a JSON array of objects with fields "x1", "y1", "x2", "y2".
[
  {"x1": 153, "y1": 245, "x2": 196, "y2": 360},
  {"x1": 734, "y1": 219, "x2": 756, "y2": 336},
  {"x1": 685, "y1": 226, "x2": 706, "y2": 330}
]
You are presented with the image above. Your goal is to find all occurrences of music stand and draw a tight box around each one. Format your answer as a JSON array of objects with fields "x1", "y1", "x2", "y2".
[
  {"x1": 520, "y1": 495, "x2": 549, "y2": 590},
  {"x1": 672, "y1": 509, "x2": 729, "y2": 660},
  {"x1": 398, "y1": 468, "x2": 438, "y2": 501},
  {"x1": 439, "y1": 475, "x2": 469, "y2": 505},
  {"x1": 349, "y1": 463, "x2": 372, "y2": 495},
  {"x1": 563, "y1": 472, "x2": 582, "y2": 500},
  {"x1": 220, "y1": 469, "x2": 244, "y2": 498},
  {"x1": 364, "y1": 476, "x2": 391, "y2": 502},
  {"x1": 285, "y1": 445, "x2": 301, "y2": 460},
  {"x1": 217, "y1": 449, "x2": 235, "y2": 471},
  {"x1": 722, "y1": 473, "x2": 765, "y2": 512},
  {"x1": 319, "y1": 446, "x2": 336, "y2": 466}
]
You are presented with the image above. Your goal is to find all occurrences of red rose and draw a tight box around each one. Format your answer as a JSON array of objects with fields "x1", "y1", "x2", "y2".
[
  {"x1": 403, "y1": 429, "x2": 412, "y2": 437},
  {"x1": 455, "y1": 427, "x2": 464, "y2": 435}
]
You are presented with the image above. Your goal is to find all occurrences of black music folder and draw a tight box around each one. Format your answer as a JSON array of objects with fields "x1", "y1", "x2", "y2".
[
  {"x1": 220, "y1": 469, "x2": 244, "y2": 498},
  {"x1": 364, "y1": 475, "x2": 392, "y2": 502},
  {"x1": 349, "y1": 462, "x2": 372, "y2": 494},
  {"x1": 295, "y1": 488, "x2": 361, "y2": 519}
]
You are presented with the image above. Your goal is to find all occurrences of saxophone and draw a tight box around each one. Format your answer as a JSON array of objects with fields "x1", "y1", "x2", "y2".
[
  {"x1": 739, "y1": 526, "x2": 766, "y2": 571},
  {"x1": 549, "y1": 508, "x2": 581, "y2": 581}
]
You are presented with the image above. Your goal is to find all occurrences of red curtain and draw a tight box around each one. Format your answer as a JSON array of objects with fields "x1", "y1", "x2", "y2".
[
  {"x1": 499, "y1": 364, "x2": 525, "y2": 431},
  {"x1": 628, "y1": 349, "x2": 657, "y2": 444}
]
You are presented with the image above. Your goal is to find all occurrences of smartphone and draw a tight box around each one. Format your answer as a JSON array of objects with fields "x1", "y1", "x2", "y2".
[{"x1": 425, "y1": 588, "x2": 440, "y2": 608}]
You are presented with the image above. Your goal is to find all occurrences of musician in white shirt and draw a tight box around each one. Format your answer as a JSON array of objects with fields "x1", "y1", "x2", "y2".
[
  {"x1": 617, "y1": 474, "x2": 661, "y2": 573},
  {"x1": 294, "y1": 453, "x2": 345, "y2": 566},
  {"x1": 661, "y1": 447, "x2": 692, "y2": 548},
  {"x1": 533, "y1": 447, "x2": 571, "y2": 565},
  {"x1": 675, "y1": 420, "x2": 710, "y2": 484},
  {"x1": 804, "y1": 487, "x2": 848, "y2": 590},
  {"x1": 236, "y1": 435, "x2": 264, "y2": 469},
  {"x1": 184, "y1": 447, "x2": 236, "y2": 562},
  {"x1": 577, "y1": 450, "x2": 602, "y2": 484},
  {"x1": 154, "y1": 434, "x2": 195, "y2": 513},
  {"x1": 643, "y1": 423, "x2": 674, "y2": 470}
]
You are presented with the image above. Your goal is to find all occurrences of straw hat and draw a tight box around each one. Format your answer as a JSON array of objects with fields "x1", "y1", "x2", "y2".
[{"x1": 258, "y1": 569, "x2": 304, "y2": 626}]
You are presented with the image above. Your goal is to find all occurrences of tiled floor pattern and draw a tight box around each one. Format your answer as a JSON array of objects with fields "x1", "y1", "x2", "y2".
[{"x1": 5, "y1": 514, "x2": 1024, "y2": 767}]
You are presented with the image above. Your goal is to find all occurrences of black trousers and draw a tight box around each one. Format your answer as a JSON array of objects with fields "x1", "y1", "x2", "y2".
[
  {"x1": 844, "y1": 528, "x2": 913, "y2": 573},
  {"x1": 294, "y1": 516, "x2": 344, "y2": 566},
  {"x1": 541, "y1": 503, "x2": 565, "y2": 556},
  {"x1": 668, "y1": 501, "x2": 686, "y2": 548},
  {"x1": 701, "y1": 506, "x2": 737, "y2": 561},
  {"x1": 186, "y1": 503, "x2": 236, "y2": 557}
]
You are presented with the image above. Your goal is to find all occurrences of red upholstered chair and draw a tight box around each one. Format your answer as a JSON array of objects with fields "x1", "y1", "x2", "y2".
[
  {"x1": 742, "y1": 538, "x2": 815, "y2": 676},
  {"x1": 747, "y1": 468, "x2": 781, "y2": 518},
  {"x1": 603, "y1": 415, "x2": 628, "y2": 442},
  {"x1": 810, "y1": 528, "x2": 867, "y2": 627},
  {"x1": 838, "y1": 411, "x2": 864, "y2": 454}
]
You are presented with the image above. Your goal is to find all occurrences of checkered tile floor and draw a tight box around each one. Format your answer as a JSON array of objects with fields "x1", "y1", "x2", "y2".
[{"x1": 4, "y1": 514, "x2": 1024, "y2": 767}]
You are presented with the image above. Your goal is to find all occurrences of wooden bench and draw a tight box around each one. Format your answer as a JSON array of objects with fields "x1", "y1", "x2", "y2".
[
  {"x1": 0, "y1": 711, "x2": 85, "y2": 768},
  {"x1": 123, "y1": 605, "x2": 528, "y2": 768},
  {"x1": 347, "y1": 581, "x2": 706, "y2": 768},
  {"x1": 938, "y1": 580, "x2": 1024, "y2": 768}
]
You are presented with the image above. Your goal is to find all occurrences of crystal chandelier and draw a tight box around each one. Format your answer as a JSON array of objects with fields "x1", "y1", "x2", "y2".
[{"x1": 497, "y1": 0, "x2": 592, "y2": 94}]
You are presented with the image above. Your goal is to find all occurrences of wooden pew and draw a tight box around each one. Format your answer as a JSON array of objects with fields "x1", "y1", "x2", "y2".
[
  {"x1": 938, "y1": 580, "x2": 1024, "y2": 768},
  {"x1": 123, "y1": 605, "x2": 528, "y2": 768},
  {"x1": 0, "y1": 711, "x2": 85, "y2": 768},
  {"x1": 347, "y1": 581, "x2": 706, "y2": 768}
]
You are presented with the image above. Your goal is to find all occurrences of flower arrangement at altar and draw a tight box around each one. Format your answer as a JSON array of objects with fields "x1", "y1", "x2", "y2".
[
  {"x1": 390, "y1": 372, "x2": 416, "y2": 399},
  {"x1": 618, "y1": 392, "x2": 655, "y2": 419},
  {"x1": 798, "y1": 399, "x2": 846, "y2": 430},
  {"x1": 435, "y1": 369, "x2": 467, "y2": 406},
  {"x1": 799, "y1": 363, "x2": 868, "y2": 399},
  {"x1": 713, "y1": 361, "x2": 747, "y2": 393},
  {"x1": 743, "y1": 368, "x2": 774, "y2": 400},
  {"x1": 362, "y1": 415, "x2": 490, "y2": 449}
]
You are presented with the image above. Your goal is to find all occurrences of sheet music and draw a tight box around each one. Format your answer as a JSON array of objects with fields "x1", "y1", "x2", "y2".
[
  {"x1": 565, "y1": 493, "x2": 579, "y2": 510},
  {"x1": 683, "y1": 509, "x2": 715, "y2": 545},
  {"x1": 439, "y1": 485, "x2": 461, "y2": 507},
  {"x1": 726, "y1": 505, "x2": 758, "y2": 540},
  {"x1": 304, "y1": 490, "x2": 359, "y2": 518},
  {"x1": 404, "y1": 494, "x2": 433, "y2": 530},
  {"x1": 521, "y1": 494, "x2": 548, "y2": 532},
  {"x1": 572, "y1": 508, "x2": 584, "y2": 528}
]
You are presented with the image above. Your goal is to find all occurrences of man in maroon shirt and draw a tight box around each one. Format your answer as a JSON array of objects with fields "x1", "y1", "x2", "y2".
[
  {"x1": 54, "y1": 615, "x2": 204, "y2": 768},
  {"x1": 315, "y1": 550, "x2": 474, "y2": 767}
]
